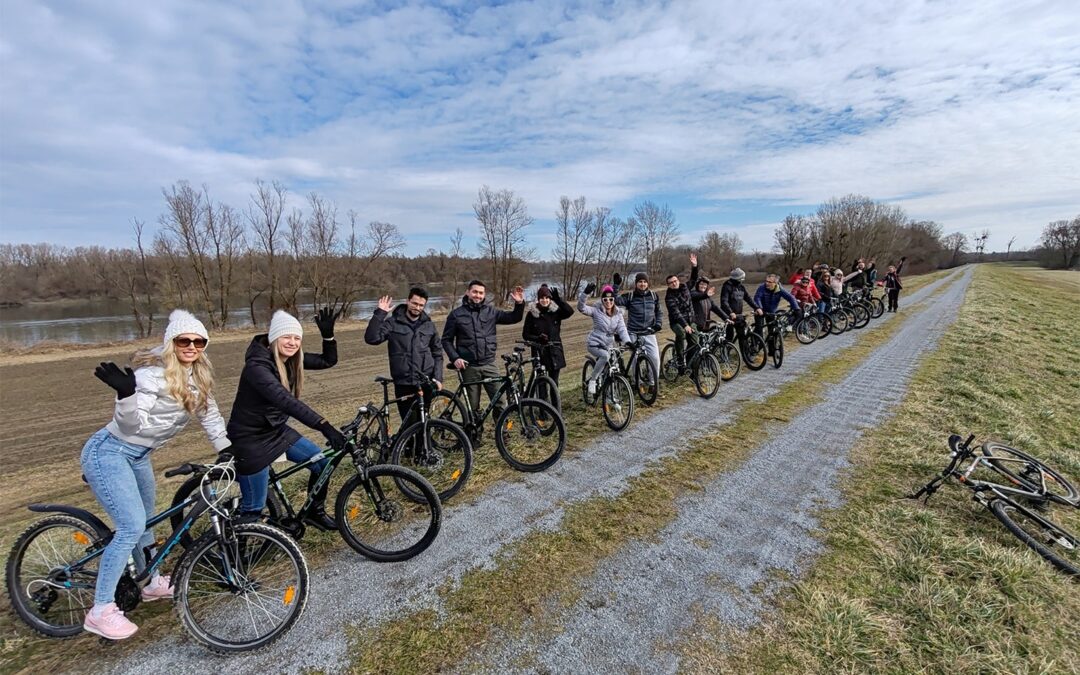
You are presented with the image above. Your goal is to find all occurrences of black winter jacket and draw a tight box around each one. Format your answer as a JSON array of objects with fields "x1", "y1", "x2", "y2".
[
  {"x1": 227, "y1": 335, "x2": 337, "y2": 476},
  {"x1": 442, "y1": 295, "x2": 524, "y2": 366},
  {"x1": 689, "y1": 289, "x2": 725, "y2": 330},
  {"x1": 719, "y1": 279, "x2": 759, "y2": 317},
  {"x1": 364, "y1": 304, "x2": 443, "y2": 386},
  {"x1": 521, "y1": 295, "x2": 574, "y2": 371},
  {"x1": 664, "y1": 265, "x2": 699, "y2": 329}
]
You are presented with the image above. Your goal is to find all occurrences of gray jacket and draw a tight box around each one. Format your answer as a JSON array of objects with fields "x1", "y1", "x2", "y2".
[
  {"x1": 578, "y1": 291, "x2": 631, "y2": 348},
  {"x1": 615, "y1": 289, "x2": 663, "y2": 334},
  {"x1": 105, "y1": 362, "x2": 230, "y2": 452}
]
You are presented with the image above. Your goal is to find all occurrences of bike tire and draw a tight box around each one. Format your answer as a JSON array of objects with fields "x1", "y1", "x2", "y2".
[
  {"x1": 174, "y1": 522, "x2": 309, "y2": 652},
  {"x1": 692, "y1": 352, "x2": 721, "y2": 399},
  {"x1": 816, "y1": 312, "x2": 832, "y2": 339},
  {"x1": 742, "y1": 332, "x2": 767, "y2": 371},
  {"x1": 495, "y1": 399, "x2": 566, "y2": 471},
  {"x1": 528, "y1": 374, "x2": 562, "y2": 415},
  {"x1": 6, "y1": 514, "x2": 102, "y2": 638},
  {"x1": 334, "y1": 465, "x2": 441, "y2": 562},
  {"x1": 581, "y1": 357, "x2": 597, "y2": 405},
  {"x1": 633, "y1": 355, "x2": 659, "y2": 406},
  {"x1": 771, "y1": 331, "x2": 784, "y2": 369},
  {"x1": 850, "y1": 304, "x2": 869, "y2": 329},
  {"x1": 981, "y1": 442, "x2": 1079, "y2": 506},
  {"x1": 870, "y1": 296, "x2": 885, "y2": 319},
  {"x1": 390, "y1": 419, "x2": 473, "y2": 503},
  {"x1": 601, "y1": 375, "x2": 635, "y2": 431},
  {"x1": 659, "y1": 344, "x2": 680, "y2": 383},
  {"x1": 714, "y1": 340, "x2": 741, "y2": 381},
  {"x1": 795, "y1": 317, "x2": 818, "y2": 344},
  {"x1": 988, "y1": 498, "x2": 1079, "y2": 576},
  {"x1": 828, "y1": 310, "x2": 847, "y2": 334}
]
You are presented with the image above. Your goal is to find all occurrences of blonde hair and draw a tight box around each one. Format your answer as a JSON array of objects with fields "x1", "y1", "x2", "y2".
[
  {"x1": 130, "y1": 342, "x2": 214, "y2": 415},
  {"x1": 272, "y1": 337, "x2": 304, "y2": 398}
]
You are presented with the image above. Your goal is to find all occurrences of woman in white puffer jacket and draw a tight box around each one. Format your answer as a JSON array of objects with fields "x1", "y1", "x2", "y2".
[
  {"x1": 79, "y1": 310, "x2": 230, "y2": 640},
  {"x1": 578, "y1": 284, "x2": 630, "y2": 396}
]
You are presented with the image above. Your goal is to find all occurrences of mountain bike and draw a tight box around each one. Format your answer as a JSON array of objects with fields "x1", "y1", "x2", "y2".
[
  {"x1": 170, "y1": 402, "x2": 445, "y2": 562},
  {"x1": 724, "y1": 317, "x2": 768, "y2": 370},
  {"x1": 826, "y1": 299, "x2": 850, "y2": 334},
  {"x1": 791, "y1": 306, "x2": 821, "y2": 345},
  {"x1": 839, "y1": 294, "x2": 870, "y2": 329},
  {"x1": 659, "y1": 330, "x2": 721, "y2": 399},
  {"x1": 581, "y1": 344, "x2": 636, "y2": 430},
  {"x1": 430, "y1": 353, "x2": 566, "y2": 472},
  {"x1": 514, "y1": 340, "x2": 562, "y2": 413},
  {"x1": 909, "y1": 433, "x2": 1080, "y2": 575},
  {"x1": 856, "y1": 285, "x2": 885, "y2": 319},
  {"x1": 757, "y1": 313, "x2": 785, "y2": 369},
  {"x1": 700, "y1": 323, "x2": 741, "y2": 382},
  {"x1": 582, "y1": 333, "x2": 659, "y2": 406},
  {"x1": 7, "y1": 460, "x2": 309, "y2": 652}
]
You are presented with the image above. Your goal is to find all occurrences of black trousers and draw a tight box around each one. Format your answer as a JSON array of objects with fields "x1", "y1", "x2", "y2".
[
  {"x1": 393, "y1": 383, "x2": 432, "y2": 428},
  {"x1": 887, "y1": 288, "x2": 901, "y2": 310}
]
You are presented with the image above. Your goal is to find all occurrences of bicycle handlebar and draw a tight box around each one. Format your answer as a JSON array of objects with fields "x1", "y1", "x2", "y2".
[{"x1": 165, "y1": 463, "x2": 202, "y2": 478}]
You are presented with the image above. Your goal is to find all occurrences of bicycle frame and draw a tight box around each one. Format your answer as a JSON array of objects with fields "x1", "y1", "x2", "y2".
[
  {"x1": 911, "y1": 434, "x2": 1055, "y2": 505},
  {"x1": 445, "y1": 367, "x2": 522, "y2": 428}
]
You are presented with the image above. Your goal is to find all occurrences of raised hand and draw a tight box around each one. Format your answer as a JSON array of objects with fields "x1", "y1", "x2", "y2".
[
  {"x1": 613, "y1": 272, "x2": 622, "y2": 287},
  {"x1": 314, "y1": 306, "x2": 338, "y2": 339},
  {"x1": 550, "y1": 286, "x2": 561, "y2": 301},
  {"x1": 707, "y1": 286, "x2": 716, "y2": 297},
  {"x1": 584, "y1": 282, "x2": 596, "y2": 295},
  {"x1": 94, "y1": 362, "x2": 136, "y2": 399},
  {"x1": 689, "y1": 253, "x2": 698, "y2": 266},
  {"x1": 510, "y1": 286, "x2": 525, "y2": 303},
  {"x1": 377, "y1": 295, "x2": 393, "y2": 312}
]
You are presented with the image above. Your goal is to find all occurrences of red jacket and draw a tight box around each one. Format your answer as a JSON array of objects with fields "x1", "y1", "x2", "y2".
[{"x1": 791, "y1": 282, "x2": 820, "y2": 305}]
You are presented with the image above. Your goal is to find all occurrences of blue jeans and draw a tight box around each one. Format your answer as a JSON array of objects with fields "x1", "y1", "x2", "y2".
[
  {"x1": 81, "y1": 429, "x2": 156, "y2": 605},
  {"x1": 237, "y1": 437, "x2": 329, "y2": 514}
]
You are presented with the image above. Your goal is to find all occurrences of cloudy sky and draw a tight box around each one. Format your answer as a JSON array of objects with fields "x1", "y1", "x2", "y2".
[{"x1": 1, "y1": 0, "x2": 1078, "y2": 256}]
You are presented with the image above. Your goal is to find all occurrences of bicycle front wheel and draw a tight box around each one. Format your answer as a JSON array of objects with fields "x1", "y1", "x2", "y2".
[
  {"x1": 982, "y1": 442, "x2": 1079, "y2": 506},
  {"x1": 174, "y1": 523, "x2": 309, "y2": 653},
  {"x1": 659, "y1": 343, "x2": 681, "y2": 383},
  {"x1": 529, "y1": 374, "x2": 562, "y2": 416},
  {"x1": 496, "y1": 399, "x2": 566, "y2": 471},
  {"x1": 989, "y1": 498, "x2": 1079, "y2": 576},
  {"x1": 852, "y1": 304, "x2": 870, "y2": 329},
  {"x1": 6, "y1": 515, "x2": 102, "y2": 637},
  {"x1": 816, "y1": 312, "x2": 832, "y2": 339},
  {"x1": 391, "y1": 419, "x2": 473, "y2": 503},
  {"x1": 742, "y1": 333, "x2": 767, "y2": 371},
  {"x1": 633, "y1": 355, "x2": 659, "y2": 406},
  {"x1": 870, "y1": 296, "x2": 885, "y2": 318},
  {"x1": 581, "y1": 357, "x2": 597, "y2": 405},
  {"x1": 601, "y1": 375, "x2": 635, "y2": 431},
  {"x1": 828, "y1": 310, "x2": 847, "y2": 334},
  {"x1": 714, "y1": 340, "x2": 741, "y2": 381},
  {"x1": 335, "y1": 465, "x2": 441, "y2": 562},
  {"x1": 771, "y1": 332, "x2": 784, "y2": 369},
  {"x1": 692, "y1": 352, "x2": 721, "y2": 399},
  {"x1": 795, "y1": 317, "x2": 818, "y2": 344}
]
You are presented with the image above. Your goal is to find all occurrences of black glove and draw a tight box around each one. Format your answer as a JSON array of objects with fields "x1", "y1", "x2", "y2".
[
  {"x1": 539, "y1": 333, "x2": 549, "y2": 345},
  {"x1": 94, "y1": 362, "x2": 136, "y2": 399},
  {"x1": 584, "y1": 282, "x2": 596, "y2": 295},
  {"x1": 550, "y1": 287, "x2": 561, "y2": 301},
  {"x1": 314, "y1": 306, "x2": 338, "y2": 340},
  {"x1": 217, "y1": 448, "x2": 234, "y2": 464},
  {"x1": 317, "y1": 421, "x2": 347, "y2": 450},
  {"x1": 900, "y1": 256, "x2": 907, "y2": 262},
  {"x1": 613, "y1": 272, "x2": 622, "y2": 287}
]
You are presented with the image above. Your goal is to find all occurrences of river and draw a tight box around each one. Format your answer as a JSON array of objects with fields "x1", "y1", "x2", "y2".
[{"x1": 0, "y1": 278, "x2": 563, "y2": 346}]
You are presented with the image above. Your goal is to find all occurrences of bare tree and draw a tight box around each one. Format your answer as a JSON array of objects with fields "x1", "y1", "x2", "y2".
[
  {"x1": 131, "y1": 219, "x2": 156, "y2": 337},
  {"x1": 699, "y1": 232, "x2": 741, "y2": 278},
  {"x1": 1006, "y1": 236, "x2": 1017, "y2": 260},
  {"x1": 474, "y1": 185, "x2": 535, "y2": 301},
  {"x1": 553, "y1": 196, "x2": 596, "y2": 296},
  {"x1": 773, "y1": 215, "x2": 812, "y2": 275},
  {"x1": 449, "y1": 227, "x2": 465, "y2": 299},
  {"x1": 632, "y1": 200, "x2": 679, "y2": 282},
  {"x1": 247, "y1": 179, "x2": 288, "y2": 317},
  {"x1": 591, "y1": 208, "x2": 628, "y2": 292},
  {"x1": 943, "y1": 232, "x2": 969, "y2": 268},
  {"x1": 1040, "y1": 216, "x2": 1080, "y2": 269}
]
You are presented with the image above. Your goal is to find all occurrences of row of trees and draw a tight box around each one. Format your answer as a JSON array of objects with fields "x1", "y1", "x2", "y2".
[{"x1": 1038, "y1": 216, "x2": 1080, "y2": 269}]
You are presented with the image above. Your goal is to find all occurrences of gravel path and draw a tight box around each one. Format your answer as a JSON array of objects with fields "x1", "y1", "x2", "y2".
[
  {"x1": 466, "y1": 267, "x2": 974, "y2": 674},
  {"x1": 105, "y1": 270, "x2": 964, "y2": 675}
]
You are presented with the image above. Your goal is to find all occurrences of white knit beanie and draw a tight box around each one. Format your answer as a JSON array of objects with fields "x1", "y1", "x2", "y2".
[
  {"x1": 163, "y1": 309, "x2": 209, "y2": 346},
  {"x1": 268, "y1": 310, "x2": 303, "y2": 344}
]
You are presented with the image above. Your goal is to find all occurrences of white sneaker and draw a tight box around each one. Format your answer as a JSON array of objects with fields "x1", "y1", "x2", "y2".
[{"x1": 587, "y1": 379, "x2": 597, "y2": 396}]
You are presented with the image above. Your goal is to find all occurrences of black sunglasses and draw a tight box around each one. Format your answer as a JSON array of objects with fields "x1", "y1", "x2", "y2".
[{"x1": 173, "y1": 337, "x2": 208, "y2": 349}]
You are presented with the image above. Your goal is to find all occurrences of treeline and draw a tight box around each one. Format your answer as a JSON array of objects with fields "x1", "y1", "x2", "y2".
[{"x1": 1037, "y1": 216, "x2": 1080, "y2": 269}]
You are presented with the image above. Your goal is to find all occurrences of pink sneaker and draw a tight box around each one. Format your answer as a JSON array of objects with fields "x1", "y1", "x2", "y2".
[
  {"x1": 83, "y1": 603, "x2": 138, "y2": 640},
  {"x1": 141, "y1": 574, "x2": 174, "y2": 602}
]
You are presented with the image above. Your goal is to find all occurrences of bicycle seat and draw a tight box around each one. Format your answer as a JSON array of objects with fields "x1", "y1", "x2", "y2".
[
  {"x1": 374, "y1": 376, "x2": 394, "y2": 384},
  {"x1": 513, "y1": 346, "x2": 526, "y2": 353},
  {"x1": 501, "y1": 354, "x2": 515, "y2": 363}
]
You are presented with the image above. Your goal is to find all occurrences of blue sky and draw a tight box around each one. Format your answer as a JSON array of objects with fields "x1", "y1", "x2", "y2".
[{"x1": 1, "y1": 0, "x2": 1078, "y2": 256}]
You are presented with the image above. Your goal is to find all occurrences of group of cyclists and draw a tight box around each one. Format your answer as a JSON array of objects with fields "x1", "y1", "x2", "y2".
[{"x1": 53, "y1": 249, "x2": 906, "y2": 643}]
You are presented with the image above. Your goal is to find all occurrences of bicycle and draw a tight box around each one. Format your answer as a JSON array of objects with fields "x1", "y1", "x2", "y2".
[
  {"x1": 581, "y1": 343, "x2": 636, "y2": 430},
  {"x1": 700, "y1": 322, "x2": 741, "y2": 382},
  {"x1": 430, "y1": 353, "x2": 566, "y2": 472},
  {"x1": 514, "y1": 340, "x2": 563, "y2": 413},
  {"x1": 909, "y1": 433, "x2": 1080, "y2": 575},
  {"x1": 170, "y1": 401, "x2": 445, "y2": 562},
  {"x1": 582, "y1": 333, "x2": 659, "y2": 406},
  {"x1": 856, "y1": 285, "x2": 885, "y2": 319},
  {"x1": 791, "y1": 306, "x2": 821, "y2": 345},
  {"x1": 839, "y1": 293, "x2": 870, "y2": 329},
  {"x1": 6, "y1": 460, "x2": 309, "y2": 652},
  {"x1": 659, "y1": 330, "x2": 721, "y2": 399},
  {"x1": 724, "y1": 316, "x2": 768, "y2": 370},
  {"x1": 756, "y1": 313, "x2": 785, "y2": 369}
]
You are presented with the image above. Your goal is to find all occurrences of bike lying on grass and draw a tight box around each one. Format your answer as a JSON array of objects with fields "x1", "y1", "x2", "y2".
[
  {"x1": 171, "y1": 402, "x2": 444, "y2": 563},
  {"x1": 909, "y1": 433, "x2": 1079, "y2": 576},
  {"x1": 7, "y1": 459, "x2": 309, "y2": 652}
]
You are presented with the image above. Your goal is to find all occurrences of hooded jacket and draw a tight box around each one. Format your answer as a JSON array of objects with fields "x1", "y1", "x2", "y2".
[
  {"x1": 104, "y1": 347, "x2": 230, "y2": 453},
  {"x1": 790, "y1": 281, "x2": 821, "y2": 305},
  {"x1": 884, "y1": 259, "x2": 905, "y2": 290},
  {"x1": 615, "y1": 287, "x2": 664, "y2": 334},
  {"x1": 226, "y1": 335, "x2": 337, "y2": 475},
  {"x1": 664, "y1": 265, "x2": 699, "y2": 329},
  {"x1": 689, "y1": 287, "x2": 725, "y2": 330},
  {"x1": 579, "y1": 291, "x2": 631, "y2": 348},
  {"x1": 754, "y1": 283, "x2": 803, "y2": 314},
  {"x1": 522, "y1": 292, "x2": 574, "y2": 371},
  {"x1": 719, "y1": 278, "x2": 759, "y2": 317},
  {"x1": 364, "y1": 304, "x2": 443, "y2": 386},
  {"x1": 442, "y1": 295, "x2": 524, "y2": 366}
]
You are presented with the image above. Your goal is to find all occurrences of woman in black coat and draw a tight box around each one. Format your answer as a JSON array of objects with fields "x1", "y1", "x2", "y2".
[
  {"x1": 227, "y1": 308, "x2": 345, "y2": 528},
  {"x1": 521, "y1": 284, "x2": 573, "y2": 383}
]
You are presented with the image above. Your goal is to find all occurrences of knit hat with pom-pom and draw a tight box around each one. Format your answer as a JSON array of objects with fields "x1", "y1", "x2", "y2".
[
  {"x1": 163, "y1": 309, "x2": 209, "y2": 346},
  {"x1": 268, "y1": 310, "x2": 304, "y2": 345}
]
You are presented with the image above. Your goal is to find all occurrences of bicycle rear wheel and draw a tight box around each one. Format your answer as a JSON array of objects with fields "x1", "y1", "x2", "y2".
[
  {"x1": 581, "y1": 357, "x2": 597, "y2": 405},
  {"x1": 335, "y1": 466, "x2": 441, "y2": 562},
  {"x1": 174, "y1": 522, "x2": 309, "y2": 652},
  {"x1": 851, "y1": 304, "x2": 870, "y2": 329},
  {"x1": 829, "y1": 310, "x2": 847, "y2": 334},
  {"x1": 692, "y1": 352, "x2": 721, "y2": 399},
  {"x1": 795, "y1": 316, "x2": 818, "y2": 344},
  {"x1": 391, "y1": 419, "x2": 473, "y2": 503},
  {"x1": 870, "y1": 296, "x2": 885, "y2": 318},
  {"x1": 496, "y1": 399, "x2": 566, "y2": 471},
  {"x1": 989, "y1": 498, "x2": 1079, "y2": 576},
  {"x1": 528, "y1": 374, "x2": 562, "y2": 415},
  {"x1": 633, "y1": 355, "x2": 659, "y2": 406},
  {"x1": 601, "y1": 375, "x2": 635, "y2": 430},
  {"x1": 659, "y1": 344, "x2": 680, "y2": 383},
  {"x1": 770, "y1": 332, "x2": 784, "y2": 368},
  {"x1": 742, "y1": 333, "x2": 767, "y2": 371},
  {"x1": 714, "y1": 340, "x2": 741, "y2": 381},
  {"x1": 816, "y1": 312, "x2": 832, "y2": 339},
  {"x1": 982, "y1": 442, "x2": 1079, "y2": 506},
  {"x1": 6, "y1": 515, "x2": 102, "y2": 637}
]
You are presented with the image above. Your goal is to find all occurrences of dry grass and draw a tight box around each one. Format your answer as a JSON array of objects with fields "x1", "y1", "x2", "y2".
[{"x1": 683, "y1": 263, "x2": 1080, "y2": 674}]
